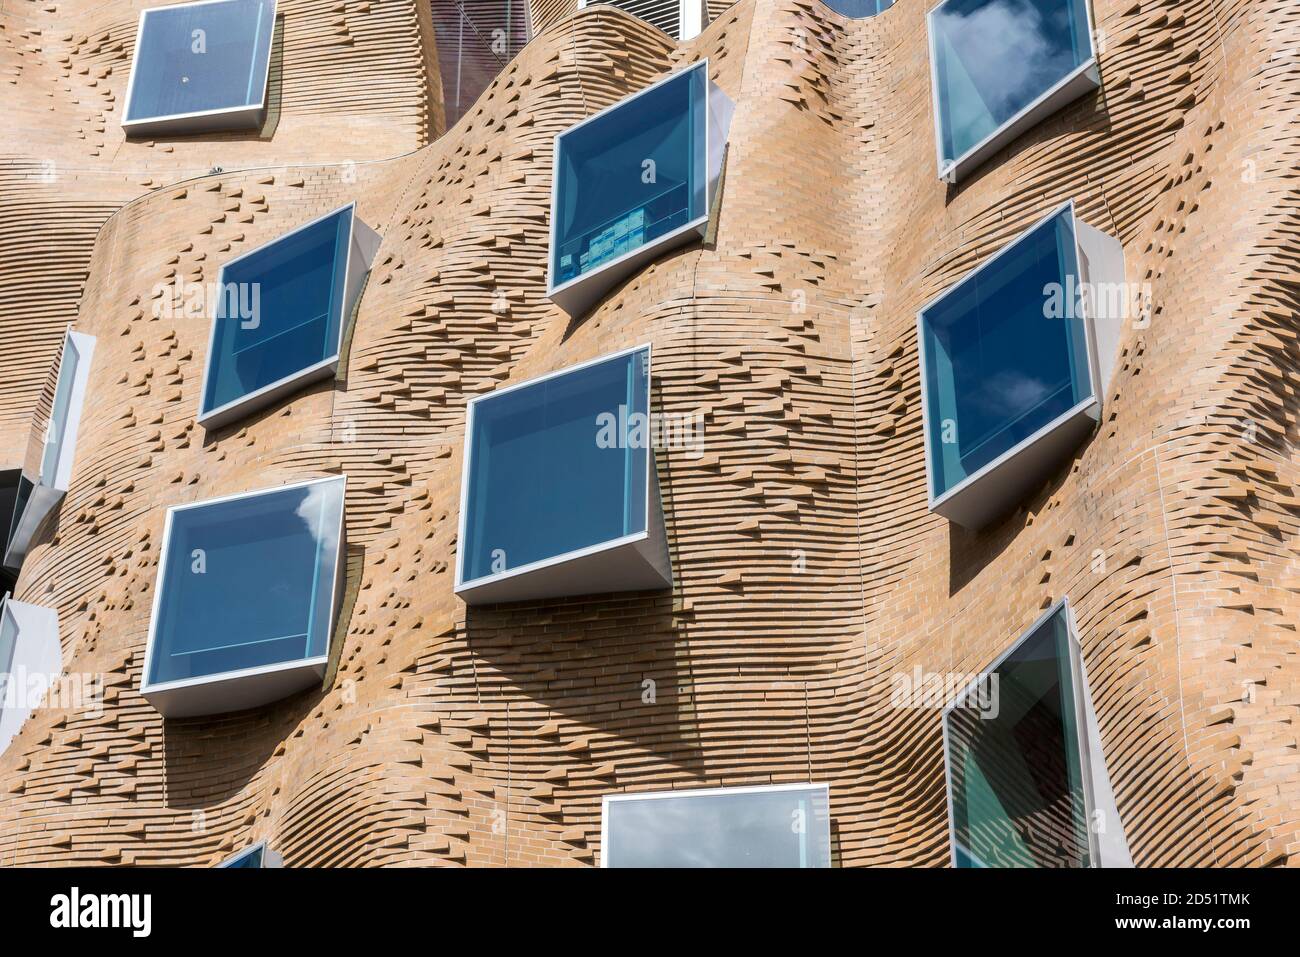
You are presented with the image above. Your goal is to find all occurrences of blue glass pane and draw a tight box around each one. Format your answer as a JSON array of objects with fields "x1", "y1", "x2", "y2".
[
  {"x1": 148, "y1": 478, "x2": 343, "y2": 686},
  {"x1": 126, "y1": 0, "x2": 276, "y2": 123},
  {"x1": 552, "y1": 64, "x2": 707, "y2": 288},
  {"x1": 920, "y1": 207, "x2": 1092, "y2": 499},
  {"x1": 462, "y1": 348, "x2": 650, "y2": 583},
  {"x1": 605, "y1": 787, "x2": 831, "y2": 868},
  {"x1": 945, "y1": 608, "x2": 1091, "y2": 868},
  {"x1": 931, "y1": 0, "x2": 1092, "y2": 165},
  {"x1": 821, "y1": 0, "x2": 893, "y2": 17},
  {"x1": 221, "y1": 845, "x2": 265, "y2": 867},
  {"x1": 201, "y1": 206, "x2": 351, "y2": 419}
]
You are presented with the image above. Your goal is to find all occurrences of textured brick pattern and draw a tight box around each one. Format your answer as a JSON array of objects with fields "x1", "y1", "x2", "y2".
[{"x1": 0, "y1": 0, "x2": 1297, "y2": 867}]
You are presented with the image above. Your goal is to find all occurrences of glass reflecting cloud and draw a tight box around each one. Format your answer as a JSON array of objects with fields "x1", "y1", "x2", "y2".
[
  {"x1": 603, "y1": 784, "x2": 832, "y2": 868},
  {"x1": 945, "y1": 606, "x2": 1091, "y2": 867},
  {"x1": 930, "y1": 0, "x2": 1093, "y2": 168},
  {"x1": 146, "y1": 477, "x2": 344, "y2": 687},
  {"x1": 919, "y1": 205, "x2": 1093, "y2": 502},
  {"x1": 126, "y1": 0, "x2": 276, "y2": 126},
  {"x1": 200, "y1": 205, "x2": 352, "y2": 424},
  {"x1": 460, "y1": 348, "x2": 650, "y2": 585},
  {"x1": 551, "y1": 63, "x2": 707, "y2": 290}
]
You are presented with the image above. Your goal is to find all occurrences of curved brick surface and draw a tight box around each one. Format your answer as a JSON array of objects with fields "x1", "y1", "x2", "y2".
[{"x1": 0, "y1": 0, "x2": 1297, "y2": 867}]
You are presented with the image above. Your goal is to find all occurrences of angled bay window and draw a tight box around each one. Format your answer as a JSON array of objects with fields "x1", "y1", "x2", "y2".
[
  {"x1": 4, "y1": 330, "x2": 96, "y2": 571},
  {"x1": 219, "y1": 842, "x2": 282, "y2": 867},
  {"x1": 928, "y1": 0, "x2": 1098, "y2": 182},
  {"x1": 198, "y1": 204, "x2": 381, "y2": 430},
  {"x1": 548, "y1": 60, "x2": 734, "y2": 317},
  {"x1": 943, "y1": 599, "x2": 1131, "y2": 868},
  {"x1": 576, "y1": 0, "x2": 707, "y2": 41},
  {"x1": 0, "y1": 596, "x2": 61, "y2": 756},
  {"x1": 141, "y1": 476, "x2": 346, "y2": 718},
  {"x1": 602, "y1": 783, "x2": 832, "y2": 868},
  {"x1": 123, "y1": 0, "x2": 277, "y2": 137},
  {"x1": 456, "y1": 345, "x2": 671, "y2": 605},
  {"x1": 917, "y1": 201, "x2": 1124, "y2": 529}
]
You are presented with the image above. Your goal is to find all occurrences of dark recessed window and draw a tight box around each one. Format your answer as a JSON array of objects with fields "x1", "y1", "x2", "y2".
[{"x1": 944, "y1": 601, "x2": 1130, "y2": 867}]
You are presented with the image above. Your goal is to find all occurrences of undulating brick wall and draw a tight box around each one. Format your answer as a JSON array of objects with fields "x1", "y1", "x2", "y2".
[{"x1": 0, "y1": 0, "x2": 1296, "y2": 867}]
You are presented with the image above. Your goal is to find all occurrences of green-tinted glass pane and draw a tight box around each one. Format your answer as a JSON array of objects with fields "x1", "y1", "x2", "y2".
[{"x1": 946, "y1": 607, "x2": 1091, "y2": 868}]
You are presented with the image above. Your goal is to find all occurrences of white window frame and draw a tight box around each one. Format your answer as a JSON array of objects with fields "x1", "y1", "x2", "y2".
[
  {"x1": 940, "y1": 597, "x2": 1132, "y2": 868},
  {"x1": 916, "y1": 199, "x2": 1125, "y2": 529},
  {"x1": 139, "y1": 474, "x2": 347, "y2": 718},
  {"x1": 122, "y1": 0, "x2": 279, "y2": 138},
  {"x1": 455, "y1": 343, "x2": 672, "y2": 605},
  {"x1": 926, "y1": 0, "x2": 1100, "y2": 183},
  {"x1": 546, "y1": 59, "x2": 734, "y2": 318},
  {"x1": 3, "y1": 328, "x2": 96, "y2": 570},
  {"x1": 600, "y1": 782, "x2": 832, "y2": 868},
  {"x1": 0, "y1": 594, "x2": 62, "y2": 757},
  {"x1": 196, "y1": 202, "x2": 381, "y2": 430}
]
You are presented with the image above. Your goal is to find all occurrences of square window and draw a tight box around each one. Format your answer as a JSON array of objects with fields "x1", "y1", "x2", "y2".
[
  {"x1": 456, "y1": 345, "x2": 671, "y2": 605},
  {"x1": 548, "y1": 60, "x2": 733, "y2": 317},
  {"x1": 0, "y1": 597, "x2": 61, "y2": 756},
  {"x1": 928, "y1": 0, "x2": 1097, "y2": 181},
  {"x1": 141, "y1": 476, "x2": 346, "y2": 718},
  {"x1": 198, "y1": 204, "x2": 380, "y2": 430},
  {"x1": 601, "y1": 783, "x2": 832, "y2": 867},
  {"x1": 918, "y1": 201, "x2": 1124, "y2": 529},
  {"x1": 943, "y1": 600, "x2": 1130, "y2": 868},
  {"x1": 4, "y1": 330, "x2": 95, "y2": 571},
  {"x1": 123, "y1": 0, "x2": 277, "y2": 137}
]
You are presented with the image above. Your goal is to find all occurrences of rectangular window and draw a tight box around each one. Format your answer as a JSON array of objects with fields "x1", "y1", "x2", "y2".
[
  {"x1": 141, "y1": 476, "x2": 346, "y2": 717},
  {"x1": 917, "y1": 202, "x2": 1103, "y2": 528},
  {"x1": 456, "y1": 346, "x2": 671, "y2": 604},
  {"x1": 928, "y1": 0, "x2": 1097, "y2": 181},
  {"x1": 123, "y1": 0, "x2": 277, "y2": 136},
  {"x1": 602, "y1": 783, "x2": 832, "y2": 868},
  {"x1": 549, "y1": 60, "x2": 731, "y2": 317},
  {"x1": 3, "y1": 331, "x2": 95, "y2": 571},
  {"x1": 943, "y1": 601, "x2": 1129, "y2": 868},
  {"x1": 199, "y1": 204, "x2": 378, "y2": 430},
  {"x1": 0, "y1": 597, "x2": 61, "y2": 756}
]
